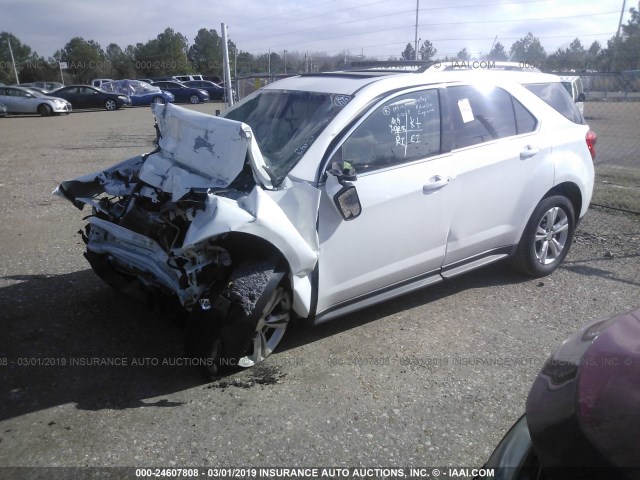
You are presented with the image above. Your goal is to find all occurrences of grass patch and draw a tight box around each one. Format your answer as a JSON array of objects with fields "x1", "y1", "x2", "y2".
[{"x1": 592, "y1": 165, "x2": 640, "y2": 214}]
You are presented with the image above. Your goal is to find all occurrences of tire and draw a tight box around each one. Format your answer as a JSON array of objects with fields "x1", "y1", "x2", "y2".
[
  {"x1": 512, "y1": 195, "x2": 575, "y2": 277},
  {"x1": 38, "y1": 104, "x2": 52, "y2": 117},
  {"x1": 236, "y1": 285, "x2": 291, "y2": 368},
  {"x1": 185, "y1": 259, "x2": 290, "y2": 378},
  {"x1": 152, "y1": 96, "x2": 165, "y2": 105},
  {"x1": 104, "y1": 99, "x2": 117, "y2": 111},
  {"x1": 189, "y1": 94, "x2": 200, "y2": 104}
]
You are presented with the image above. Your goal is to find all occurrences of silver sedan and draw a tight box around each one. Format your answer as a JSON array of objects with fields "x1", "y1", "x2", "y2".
[{"x1": 0, "y1": 86, "x2": 71, "y2": 116}]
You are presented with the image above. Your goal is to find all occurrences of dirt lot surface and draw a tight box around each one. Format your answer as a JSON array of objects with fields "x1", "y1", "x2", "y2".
[{"x1": 0, "y1": 104, "x2": 639, "y2": 475}]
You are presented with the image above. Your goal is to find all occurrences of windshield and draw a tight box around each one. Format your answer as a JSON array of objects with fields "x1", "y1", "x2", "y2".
[{"x1": 224, "y1": 89, "x2": 351, "y2": 186}]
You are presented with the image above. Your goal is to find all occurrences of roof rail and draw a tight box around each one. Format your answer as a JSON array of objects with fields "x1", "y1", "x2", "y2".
[{"x1": 348, "y1": 60, "x2": 437, "y2": 73}]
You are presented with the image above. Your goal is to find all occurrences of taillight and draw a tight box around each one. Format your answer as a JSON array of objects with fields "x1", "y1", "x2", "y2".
[{"x1": 586, "y1": 130, "x2": 597, "y2": 161}]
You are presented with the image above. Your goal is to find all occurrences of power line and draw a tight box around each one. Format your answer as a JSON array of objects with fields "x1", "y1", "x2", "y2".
[
  {"x1": 238, "y1": 0, "x2": 564, "y2": 45},
  {"x1": 234, "y1": 0, "x2": 341, "y2": 27},
  {"x1": 246, "y1": 10, "x2": 619, "y2": 50},
  {"x1": 237, "y1": 0, "x2": 393, "y2": 34},
  {"x1": 315, "y1": 31, "x2": 616, "y2": 56}
]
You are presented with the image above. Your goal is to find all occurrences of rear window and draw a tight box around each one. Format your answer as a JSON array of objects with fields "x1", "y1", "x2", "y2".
[{"x1": 524, "y1": 82, "x2": 585, "y2": 124}]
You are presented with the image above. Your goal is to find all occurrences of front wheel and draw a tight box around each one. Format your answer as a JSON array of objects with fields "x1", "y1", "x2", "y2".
[
  {"x1": 512, "y1": 195, "x2": 575, "y2": 277},
  {"x1": 238, "y1": 286, "x2": 291, "y2": 368},
  {"x1": 189, "y1": 94, "x2": 200, "y2": 104},
  {"x1": 152, "y1": 96, "x2": 165, "y2": 104},
  {"x1": 185, "y1": 259, "x2": 290, "y2": 378},
  {"x1": 38, "y1": 104, "x2": 52, "y2": 117},
  {"x1": 104, "y1": 99, "x2": 117, "y2": 111}
]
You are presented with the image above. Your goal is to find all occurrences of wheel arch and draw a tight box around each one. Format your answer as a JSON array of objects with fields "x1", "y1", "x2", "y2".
[
  {"x1": 213, "y1": 231, "x2": 313, "y2": 320},
  {"x1": 547, "y1": 182, "x2": 582, "y2": 223},
  {"x1": 514, "y1": 182, "x2": 582, "y2": 253}
]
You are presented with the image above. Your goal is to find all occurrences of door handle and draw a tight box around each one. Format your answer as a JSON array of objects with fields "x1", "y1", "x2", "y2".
[
  {"x1": 423, "y1": 175, "x2": 452, "y2": 194},
  {"x1": 520, "y1": 145, "x2": 539, "y2": 159}
]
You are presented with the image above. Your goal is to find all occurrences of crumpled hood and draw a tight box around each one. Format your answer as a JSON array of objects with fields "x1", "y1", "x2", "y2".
[{"x1": 142, "y1": 103, "x2": 272, "y2": 199}]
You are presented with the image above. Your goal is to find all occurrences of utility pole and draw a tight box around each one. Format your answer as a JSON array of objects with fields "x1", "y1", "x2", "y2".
[
  {"x1": 414, "y1": 0, "x2": 420, "y2": 61},
  {"x1": 221, "y1": 23, "x2": 234, "y2": 107},
  {"x1": 268, "y1": 48, "x2": 271, "y2": 79},
  {"x1": 7, "y1": 37, "x2": 19, "y2": 84},
  {"x1": 612, "y1": 0, "x2": 628, "y2": 71},
  {"x1": 283, "y1": 50, "x2": 287, "y2": 74},
  {"x1": 304, "y1": 53, "x2": 308, "y2": 73}
]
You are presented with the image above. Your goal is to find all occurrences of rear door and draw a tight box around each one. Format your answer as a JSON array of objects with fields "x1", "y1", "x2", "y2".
[{"x1": 439, "y1": 84, "x2": 554, "y2": 272}]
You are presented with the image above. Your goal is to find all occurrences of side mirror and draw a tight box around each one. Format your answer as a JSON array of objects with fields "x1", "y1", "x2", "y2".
[{"x1": 326, "y1": 164, "x2": 361, "y2": 221}]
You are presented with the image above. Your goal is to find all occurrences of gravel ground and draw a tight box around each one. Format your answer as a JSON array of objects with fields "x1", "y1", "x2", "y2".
[{"x1": 0, "y1": 105, "x2": 638, "y2": 474}]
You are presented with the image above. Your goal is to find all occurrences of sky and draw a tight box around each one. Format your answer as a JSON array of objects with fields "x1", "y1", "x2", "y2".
[{"x1": 3, "y1": 0, "x2": 633, "y2": 60}]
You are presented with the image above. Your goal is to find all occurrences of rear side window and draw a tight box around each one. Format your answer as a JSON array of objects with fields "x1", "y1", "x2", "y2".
[
  {"x1": 447, "y1": 85, "x2": 535, "y2": 149},
  {"x1": 524, "y1": 82, "x2": 585, "y2": 124}
]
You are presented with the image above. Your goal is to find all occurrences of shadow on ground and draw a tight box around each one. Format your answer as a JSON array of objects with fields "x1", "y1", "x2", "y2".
[{"x1": 0, "y1": 262, "x2": 532, "y2": 421}]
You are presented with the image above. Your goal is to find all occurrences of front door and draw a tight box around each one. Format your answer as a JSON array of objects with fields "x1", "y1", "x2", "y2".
[{"x1": 316, "y1": 88, "x2": 453, "y2": 315}]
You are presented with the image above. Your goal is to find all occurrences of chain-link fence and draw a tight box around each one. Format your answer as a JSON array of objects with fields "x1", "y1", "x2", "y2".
[{"x1": 579, "y1": 72, "x2": 640, "y2": 214}]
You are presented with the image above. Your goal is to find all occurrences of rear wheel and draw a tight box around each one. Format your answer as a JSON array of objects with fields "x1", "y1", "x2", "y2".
[
  {"x1": 104, "y1": 99, "x2": 117, "y2": 111},
  {"x1": 37, "y1": 104, "x2": 52, "y2": 117},
  {"x1": 189, "y1": 94, "x2": 200, "y2": 104},
  {"x1": 512, "y1": 195, "x2": 575, "y2": 277}
]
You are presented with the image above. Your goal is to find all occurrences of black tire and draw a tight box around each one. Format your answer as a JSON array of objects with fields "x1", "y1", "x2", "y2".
[
  {"x1": 104, "y1": 99, "x2": 117, "y2": 111},
  {"x1": 152, "y1": 96, "x2": 165, "y2": 105},
  {"x1": 38, "y1": 104, "x2": 52, "y2": 117},
  {"x1": 185, "y1": 258, "x2": 290, "y2": 379},
  {"x1": 189, "y1": 94, "x2": 200, "y2": 104},
  {"x1": 512, "y1": 195, "x2": 575, "y2": 277}
]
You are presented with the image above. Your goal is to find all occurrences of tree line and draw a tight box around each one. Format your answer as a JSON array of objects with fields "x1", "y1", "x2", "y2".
[{"x1": 1, "y1": 7, "x2": 638, "y2": 85}]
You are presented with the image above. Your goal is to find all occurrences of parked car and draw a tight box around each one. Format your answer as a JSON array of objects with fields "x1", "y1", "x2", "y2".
[
  {"x1": 0, "y1": 85, "x2": 71, "y2": 116},
  {"x1": 17, "y1": 81, "x2": 64, "y2": 92},
  {"x1": 480, "y1": 306, "x2": 640, "y2": 479},
  {"x1": 90, "y1": 78, "x2": 114, "y2": 88},
  {"x1": 150, "y1": 81, "x2": 209, "y2": 104},
  {"x1": 56, "y1": 69, "x2": 595, "y2": 376},
  {"x1": 173, "y1": 74, "x2": 204, "y2": 82},
  {"x1": 20, "y1": 86, "x2": 49, "y2": 95},
  {"x1": 100, "y1": 79, "x2": 174, "y2": 106},
  {"x1": 559, "y1": 75, "x2": 586, "y2": 115},
  {"x1": 34, "y1": 81, "x2": 64, "y2": 91},
  {"x1": 50, "y1": 85, "x2": 131, "y2": 110},
  {"x1": 183, "y1": 80, "x2": 224, "y2": 100}
]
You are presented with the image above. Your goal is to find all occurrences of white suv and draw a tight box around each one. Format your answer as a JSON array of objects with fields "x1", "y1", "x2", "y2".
[{"x1": 56, "y1": 69, "x2": 595, "y2": 375}]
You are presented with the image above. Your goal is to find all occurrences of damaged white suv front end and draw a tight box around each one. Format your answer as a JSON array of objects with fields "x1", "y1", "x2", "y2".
[{"x1": 56, "y1": 102, "x2": 325, "y2": 374}]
